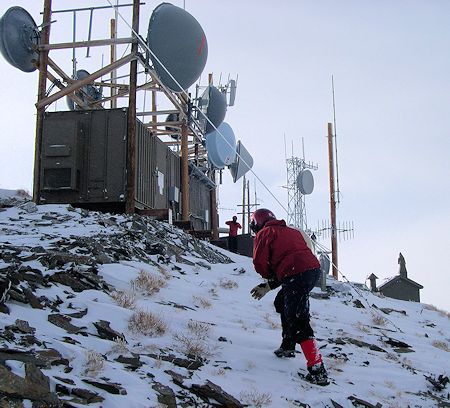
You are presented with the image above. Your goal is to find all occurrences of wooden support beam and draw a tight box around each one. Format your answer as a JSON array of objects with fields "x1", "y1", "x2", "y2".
[
  {"x1": 181, "y1": 120, "x2": 189, "y2": 221},
  {"x1": 36, "y1": 53, "x2": 135, "y2": 109},
  {"x1": 38, "y1": 37, "x2": 135, "y2": 51},
  {"x1": 125, "y1": 0, "x2": 140, "y2": 214},
  {"x1": 33, "y1": 0, "x2": 52, "y2": 203}
]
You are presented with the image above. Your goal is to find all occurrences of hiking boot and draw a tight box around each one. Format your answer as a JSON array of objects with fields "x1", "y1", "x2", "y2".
[
  {"x1": 305, "y1": 363, "x2": 329, "y2": 386},
  {"x1": 274, "y1": 347, "x2": 295, "y2": 358},
  {"x1": 274, "y1": 339, "x2": 296, "y2": 358}
]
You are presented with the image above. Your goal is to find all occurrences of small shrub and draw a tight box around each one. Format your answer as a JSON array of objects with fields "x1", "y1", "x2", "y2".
[
  {"x1": 423, "y1": 304, "x2": 450, "y2": 319},
  {"x1": 107, "y1": 337, "x2": 129, "y2": 355},
  {"x1": 192, "y1": 295, "x2": 212, "y2": 309},
  {"x1": 111, "y1": 289, "x2": 136, "y2": 309},
  {"x1": 131, "y1": 270, "x2": 166, "y2": 296},
  {"x1": 431, "y1": 340, "x2": 450, "y2": 352},
  {"x1": 219, "y1": 278, "x2": 238, "y2": 290},
  {"x1": 239, "y1": 389, "x2": 272, "y2": 408},
  {"x1": 173, "y1": 320, "x2": 216, "y2": 360},
  {"x1": 83, "y1": 350, "x2": 105, "y2": 377},
  {"x1": 355, "y1": 321, "x2": 370, "y2": 333},
  {"x1": 187, "y1": 320, "x2": 212, "y2": 339},
  {"x1": 128, "y1": 309, "x2": 167, "y2": 336},
  {"x1": 371, "y1": 314, "x2": 387, "y2": 326}
]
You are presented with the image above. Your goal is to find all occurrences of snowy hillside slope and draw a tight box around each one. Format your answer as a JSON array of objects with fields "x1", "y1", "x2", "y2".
[{"x1": 0, "y1": 193, "x2": 449, "y2": 407}]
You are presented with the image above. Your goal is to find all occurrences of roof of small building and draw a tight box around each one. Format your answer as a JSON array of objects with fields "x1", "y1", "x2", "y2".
[{"x1": 378, "y1": 275, "x2": 423, "y2": 291}]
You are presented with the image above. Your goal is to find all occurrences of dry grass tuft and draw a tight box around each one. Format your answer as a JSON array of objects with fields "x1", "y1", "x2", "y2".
[
  {"x1": 83, "y1": 350, "x2": 105, "y2": 377},
  {"x1": 371, "y1": 314, "x2": 387, "y2": 326},
  {"x1": 192, "y1": 295, "x2": 212, "y2": 309},
  {"x1": 219, "y1": 278, "x2": 238, "y2": 290},
  {"x1": 239, "y1": 389, "x2": 272, "y2": 407},
  {"x1": 173, "y1": 319, "x2": 216, "y2": 360},
  {"x1": 131, "y1": 270, "x2": 166, "y2": 296},
  {"x1": 107, "y1": 337, "x2": 129, "y2": 355},
  {"x1": 111, "y1": 289, "x2": 137, "y2": 309},
  {"x1": 355, "y1": 321, "x2": 371, "y2": 333},
  {"x1": 423, "y1": 304, "x2": 450, "y2": 319},
  {"x1": 431, "y1": 340, "x2": 450, "y2": 352},
  {"x1": 128, "y1": 309, "x2": 167, "y2": 336}
]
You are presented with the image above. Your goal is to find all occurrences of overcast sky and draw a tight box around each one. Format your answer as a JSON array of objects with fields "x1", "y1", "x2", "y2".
[{"x1": 0, "y1": 0, "x2": 449, "y2": 311}]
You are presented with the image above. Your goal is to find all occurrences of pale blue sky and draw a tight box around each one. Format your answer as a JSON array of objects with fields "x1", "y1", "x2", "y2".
[{"x1": 0, "y1": 0, "x2": 449, "y2": 310}]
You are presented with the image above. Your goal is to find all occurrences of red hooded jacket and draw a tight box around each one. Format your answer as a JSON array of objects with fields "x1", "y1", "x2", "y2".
[{"x1": 253, "y1": 219, "x2": 320, "y2": 282}]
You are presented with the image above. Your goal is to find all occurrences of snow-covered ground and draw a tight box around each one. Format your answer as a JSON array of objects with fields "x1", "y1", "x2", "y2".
[{"x1": 0, "y1": 190, "x2": 449, "y2": 407}]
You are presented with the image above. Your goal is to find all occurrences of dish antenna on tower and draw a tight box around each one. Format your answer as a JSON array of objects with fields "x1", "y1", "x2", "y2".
[
  {"x1": 146, "y1": 3, "x2": 208, "y2": 93},
  {"x1": 198, "y1": 85, "x2": 227, "y2": 134},
  {"x1": 205, "y1": 122, "x2": 236, "y2": 169},
  {"x1": 0, "y1": 6, "x2": 39, "y2": 72},
  {"x1": 66, "y1": 69, "x2": 103, "y2": 110},
  {"x1": 297, "y1": 169, "x2": 314, "y2": 195}
]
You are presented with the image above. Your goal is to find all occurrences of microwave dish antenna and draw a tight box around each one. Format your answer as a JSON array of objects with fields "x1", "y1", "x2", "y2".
[
  {"x1": 0, "y1": 6, "x2": 40, "y2": 72},
  {"x1": 66, "y1": 69, "x2": 103, "y2": 110},
  {"x1": 297, "y1": 169, "x2": 314, "y2": 195},
  {"x1": 205, "y1": 122, "x2": 236, "y2": 169},
  {"x1": 146, "y1": 2, "x2": 208, "y2": 92},
  {"x1": 199, "y1": 85, "x2": 227, "y2": 134},
  {"x1": 165, "y1": 112, "x2": 181, "y2": 139}
]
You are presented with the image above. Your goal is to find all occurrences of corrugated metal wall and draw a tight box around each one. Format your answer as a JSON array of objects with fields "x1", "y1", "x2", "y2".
[{"x1": 40, "y1": 109, "x2": 212, "y2": 227}]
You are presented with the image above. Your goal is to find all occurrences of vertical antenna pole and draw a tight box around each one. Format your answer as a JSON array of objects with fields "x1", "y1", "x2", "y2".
[
  {"x1": 247, "y1": 179, "x2": 251, "y2": 232},
  {"x1": 327, "y1": 122, "x2": 339, "y2": 279},
  {"x1": 33, "y1": 0, "x2": 52, "y2": 203},
  {"x1": 242, "y1": 174, "x2": 246, "y2": 233},
  {"x1": 125, "y1": 0, "x2": 140, "y2": 214},
  {"x1": 181, "y1": 120, "x2": 190, "y2": 221},
  {"x1": 110, "y1": 18, "x2": 117, "y2": 108},
  {"x1": 332, "y1": 75, "x2": 341, "y2": 204}
]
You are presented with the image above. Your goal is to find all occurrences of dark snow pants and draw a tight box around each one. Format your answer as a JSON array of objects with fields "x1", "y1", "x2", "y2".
[{"x1": 273, "y1": 268, "x2": 321, "y2": 345}]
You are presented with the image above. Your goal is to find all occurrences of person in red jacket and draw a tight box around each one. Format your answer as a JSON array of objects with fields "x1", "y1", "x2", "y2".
[
  {"x1": 250, "y1": 208, "x2": 329, "y2": 386},
  {"x1": 225, "y1": 215, "x2": 241, "y2": 253}
]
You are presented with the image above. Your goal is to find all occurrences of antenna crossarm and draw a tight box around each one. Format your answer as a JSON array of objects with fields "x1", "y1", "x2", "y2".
[
  {"x1": 38, "y1": 37, "x2": 136, "y2": 51},
  {"x1": 36, "y1": 53, "x2": 136, "y2": 109}
]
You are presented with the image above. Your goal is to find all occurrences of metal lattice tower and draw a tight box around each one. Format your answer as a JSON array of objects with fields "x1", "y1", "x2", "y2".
[{"x1": 286, "y1": 156, "x2": 318, "y2": 231}]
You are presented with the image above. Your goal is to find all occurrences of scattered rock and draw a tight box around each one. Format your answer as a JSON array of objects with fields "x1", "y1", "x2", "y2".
[
  {"x1": 152, "y1": 381, "x2": 177, "y2": 407},
  {"x1": 48, "y1": 314, "x2": 86, "y2": 335},
  {"x1": 82, "y1": 379, "x2": 127, "y2": 395},
  {"x1": 147, "y1": 353, "x2": 203, "y2": 370},
  {"x1": 93, "y1": 320, "x2": 126, "y2": 342},
  {"x1": 190, "y1": 380, "x2": 243, "y2": 407},
  {"x1": 115, "y1": 355, "x2": 143, "y2": 370}
]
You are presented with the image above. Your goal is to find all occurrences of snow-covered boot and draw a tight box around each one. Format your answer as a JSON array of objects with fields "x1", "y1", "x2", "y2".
[
  {"x1": 305, "y1": 363, "x2": 329, "y2": 386},
  {"x1": 274, "y1": 338, "x2": 296, "y2": 358}
]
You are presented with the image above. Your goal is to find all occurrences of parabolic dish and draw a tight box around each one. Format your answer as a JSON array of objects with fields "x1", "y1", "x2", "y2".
[
  {"x1": 66, "y1": 69, "x2": 103, "y2": 110},
  {"x1": 205, "y1": 122, "x2": 236, "y2": 169},
  {"x1": 202, "y1": 85, "x2": 227, "y2": 134},
  {"x1": 147, "y1": 3, "x2": 208, "y2": 93},
  {"x1": 297, "y1": 169, "x2": 314, "y2": 195},
  {"x1": 0, "y1": 6, "x2": 39, "y2": 72}
]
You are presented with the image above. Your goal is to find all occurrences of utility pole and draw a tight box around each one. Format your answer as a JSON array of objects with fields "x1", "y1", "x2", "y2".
[
  {"x1": 327, "y1": 122, "x2": 338, "y2": 279},
  {"x1": 33, "y1": 0, "x2": 52, "y2": 203}
]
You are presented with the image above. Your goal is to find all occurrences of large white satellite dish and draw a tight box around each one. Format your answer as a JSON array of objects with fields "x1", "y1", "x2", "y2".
[{"x1": 205, "y1": 122, "x2": 236, "y2": 169}]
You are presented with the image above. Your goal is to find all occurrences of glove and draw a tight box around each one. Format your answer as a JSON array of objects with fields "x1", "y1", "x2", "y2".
[{"x1": 250, "y1": 283, "x2": 271, "y2": 300}]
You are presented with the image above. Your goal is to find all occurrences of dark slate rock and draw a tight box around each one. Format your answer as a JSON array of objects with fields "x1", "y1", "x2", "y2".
[
  {"x1": 152, "y1": 381, "x2": 177, "y2": 407},
  {"x1": 93, "y1": 320, "x2": 126, "y2": 342},
  {"x1": 71, "y1": 388, "x2": 104, "y2": 403},
  {"x1": 23, "y1": 288, "x2": 45, "y2": 309},
  {"x1": 14, "y1": 319, "x2": 36, "y2": 334},
  {"x1": 0, "y1": 364, "x2": 58, "y2": 404},
  {"x1": 115, "y1": 355, "x2": 143, "y2": 370},
  {"x1": 48, "y1": 314, "x2": 85, "y2": 335},
  {"x1": 190, "y1": 380, "x2": 243, "y2": 407},
  {"x1": 82, "y1": 379, "x2": 127, "y2": 395},
  {"x1": 147, "y1": 353, "x2": 203, "y2": 370}
]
